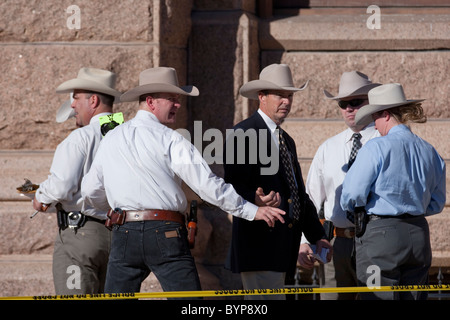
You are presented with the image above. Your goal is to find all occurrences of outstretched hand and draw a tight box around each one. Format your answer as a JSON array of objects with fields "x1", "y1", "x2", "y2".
[
  {"x1": 254, "y1": 206, "x2": 285, "y2": 227},
  {"x1": 255, "y1": 187, "x2": 281, "y2": 208}
]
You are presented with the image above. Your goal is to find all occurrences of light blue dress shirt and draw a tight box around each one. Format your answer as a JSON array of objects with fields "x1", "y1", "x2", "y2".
[{"x1": 340, "y1": 124, "x2": 446, "y2": 216}]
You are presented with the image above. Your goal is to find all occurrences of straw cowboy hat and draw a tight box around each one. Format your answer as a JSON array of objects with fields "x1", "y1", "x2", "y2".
[
  {"x1": 355, "y1": 83, "x2": 425, "y2": 126},
  {"x1": 239, "y1": 64, "x2": 308, "y2": 100},
  {"x1": 55, "y1": 92, "x2": 75, "y2": 123},
  {"x1": 324, "y1": 71, "x2": 381, "y2": 100},
  {"x1": 55, "y1": 67, "x2": 122, "y2": 102},
  {"x1": 120, "y1": 67, "x2": 199, "y2": 102}
]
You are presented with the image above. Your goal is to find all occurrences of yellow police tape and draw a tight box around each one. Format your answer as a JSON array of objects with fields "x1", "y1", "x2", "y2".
[{"x1": 1, "y1": 284, "x2": 450, "y2": 300}]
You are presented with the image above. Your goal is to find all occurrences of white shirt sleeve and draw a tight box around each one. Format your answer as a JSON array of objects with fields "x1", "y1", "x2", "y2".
[
  {"x1": 35, "y1": 134, "x2": 85, "y2": 207},
  {"x1": 169, "y1": 131, "x2": 257, "y2": 221}
]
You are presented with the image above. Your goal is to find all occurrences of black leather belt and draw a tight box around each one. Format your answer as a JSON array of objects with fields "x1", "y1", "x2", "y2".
[
  {"x1": 85, "y1": 215, "x2": 104, "y2": 224},
  {"x1": 369, "y1": 213, "x2": 423, "y2": 221}
]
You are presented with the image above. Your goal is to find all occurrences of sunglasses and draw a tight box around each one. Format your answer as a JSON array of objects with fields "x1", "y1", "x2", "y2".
[{"x1": 338, "y1": 99, "x2": 366, "y2": 109}]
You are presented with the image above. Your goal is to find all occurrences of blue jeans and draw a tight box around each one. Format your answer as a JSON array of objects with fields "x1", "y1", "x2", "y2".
[{"x1": 105, "y1": 220, "x2": 201, "y2": 296}]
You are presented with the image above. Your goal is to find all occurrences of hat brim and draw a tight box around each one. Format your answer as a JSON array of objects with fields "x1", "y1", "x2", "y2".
[
  {"x1": 120, "y1": 83, "x2": 199, "y2": 102},
  {"x1": 56, "y1": 100, "x2": 76, "y2": 123},
  {"x1": 240, "y1": 80, "x2": 308, "y2": 100},
  {"x1": 355, "y1": 99, "x2": 425, "y2": 126},
  {"x1": 323, "y1": 83, "x2": 382, "y2": 100},
  {"x1": 56, "y1": 79, "x2": 122, "y2": 103}
]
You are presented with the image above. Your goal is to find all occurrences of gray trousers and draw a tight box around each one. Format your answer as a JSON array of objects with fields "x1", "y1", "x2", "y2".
[
  {"x1": 356, "y1": 215, "x2": 431, "y2": 300},
  {"x1": 53, "y1": 219, "x2": 111, "y2": 295}
]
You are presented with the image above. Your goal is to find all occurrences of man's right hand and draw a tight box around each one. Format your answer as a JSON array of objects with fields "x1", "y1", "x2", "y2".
[
  {"x1": 298, "y1": 243, "x2": 315, "y2": 269},
  {"x1": 254, "y1": 206, "x2": 285, "y2": 227}
]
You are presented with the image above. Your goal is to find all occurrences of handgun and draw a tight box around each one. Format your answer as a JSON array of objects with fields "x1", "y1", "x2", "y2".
[{"x1": 187, "y1": 200, "x2": 198, "y2": 249}]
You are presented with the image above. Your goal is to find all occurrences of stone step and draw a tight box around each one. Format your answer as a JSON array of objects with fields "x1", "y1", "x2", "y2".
[{"x1": 0, "y1": 254, "x2": 163, "y2": 298}]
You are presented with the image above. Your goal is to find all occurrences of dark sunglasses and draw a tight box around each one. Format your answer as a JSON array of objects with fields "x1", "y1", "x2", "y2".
[{"x1": 338, "y1": 99, "x2": 366, "y2": 109}]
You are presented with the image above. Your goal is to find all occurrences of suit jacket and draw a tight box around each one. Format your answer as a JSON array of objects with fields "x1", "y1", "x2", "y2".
[{"x1": 224, "y1": 111, "x2": 325, "y2": 279}]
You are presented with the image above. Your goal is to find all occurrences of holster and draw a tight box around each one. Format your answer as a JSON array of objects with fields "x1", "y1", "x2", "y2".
[
  {"x1": 56, "y1": 203, "x2": 68, "y2": 230},
  {"x1": 55, "y1": 203, "x2": 86, "y2": 231},
  {"x1": 353, "y1": 206, "x2": 368, "y2": 237},
  {"x1": 187, "y1": 200, "x2": 198, "y2": 249},
  {"x1": 322, "y1": 220, "x2": 335, "y2": 241},
  {"x1": 105, "y1": 208, "x2": 126, "y2": 230}
]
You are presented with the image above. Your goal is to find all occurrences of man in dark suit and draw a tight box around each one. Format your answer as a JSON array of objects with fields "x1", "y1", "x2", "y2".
[{"x1": 224, "y1": 64, "x2": 332, "y2": 299}]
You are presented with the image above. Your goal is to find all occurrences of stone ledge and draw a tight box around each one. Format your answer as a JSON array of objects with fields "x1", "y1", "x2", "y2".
[
  {"x1": 260, "y1": 9, "x2": 450, "y2": 50},
  {"x1": 432, "y1": 251, "x2": 450, "y2": 268},
  {"x1": 0, "y1": 1, "x2": 154, "y2": 43}
]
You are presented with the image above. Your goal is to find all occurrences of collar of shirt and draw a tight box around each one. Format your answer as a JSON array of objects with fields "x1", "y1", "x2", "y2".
[
  {"x1": 387, "y1": 123, "x2": 410, "y2": 136},
  {"x1": 136, "y1": 109, "x2": 160, "y2": 123},
  {"x1": 344, "y1": 122, "x2": 378, "y2": 144},
  {"x1": 257, "y1": 109, "x2": 279, "y2": 147},
  {"x1": 90, "y1": 112, "x2": 111, "y2": 125}
]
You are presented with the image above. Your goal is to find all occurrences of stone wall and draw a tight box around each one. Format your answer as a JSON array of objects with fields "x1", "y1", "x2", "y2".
[{"x1": 0, "y1": 0, "x2": 194, "y2": 150}]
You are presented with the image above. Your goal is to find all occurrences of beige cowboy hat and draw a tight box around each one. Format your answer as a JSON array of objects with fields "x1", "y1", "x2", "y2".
[
  {"x1": 324, "y1": 71, "x2": 381, "y2": 100},
  {"x1": 239, "y1": 64, "x2": 308, "y2": 100},
  {"x1": 55, "y1": 67, "x2": 122, "y2": 103},
  {"x1": 56, "y1": 92, "x2": 75, "y2": 123},
  {"x1": 120, "y1": 67, "x2": 199, "y2": 102},
  {"x1": 355, "y1": 83, "x2": 425, "y2": 126}
]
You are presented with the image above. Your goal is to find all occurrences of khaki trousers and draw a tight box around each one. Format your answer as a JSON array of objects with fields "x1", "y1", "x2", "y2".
[{"x1": 52, "y1": 219, "x2": 111, "y2": 295}]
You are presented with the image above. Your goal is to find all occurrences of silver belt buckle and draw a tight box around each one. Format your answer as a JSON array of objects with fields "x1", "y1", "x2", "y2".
[{"x1": 130, "y1": 212, "x2": 144, "y2": 221}]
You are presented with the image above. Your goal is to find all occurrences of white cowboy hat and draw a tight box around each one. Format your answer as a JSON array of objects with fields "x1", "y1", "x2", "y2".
[
  {"x1": 355, "y1": 83, "x2": 425, "y2": 126},
  {"x1": 120, "y1": 67, "x2": 199, "y2": 102},
  {"x1": 55, "y1": 92, "x2": 75, "y2": 123},
  {"x1": 239, "y1": 64, "x2": 308, "y2": 100},
  {"x1": 55, "y1": 67, "x2": 122, "y2": 103},
  {"x1": 324, "y1": 71, "x2": 381, "y2": 100}
]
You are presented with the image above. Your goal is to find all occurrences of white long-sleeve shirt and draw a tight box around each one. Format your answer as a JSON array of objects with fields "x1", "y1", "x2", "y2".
[
  {"x1": 35, "y1": 113, "x2": 111, "y2": 219},
  {"x1": 81, "y1": 110, "x2": 257, "y2": 220},
  {"x1": 305, "y1": 123, "x2": 380, "y2": 229}
]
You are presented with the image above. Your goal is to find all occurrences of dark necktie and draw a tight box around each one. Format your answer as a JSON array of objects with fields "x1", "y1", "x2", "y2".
[
  {"x1": 278, "y1": 127, "x2": 301, "y2": 221},
  {"x1": 348, "y1": 133, "x2": 362, "y2": 168}
]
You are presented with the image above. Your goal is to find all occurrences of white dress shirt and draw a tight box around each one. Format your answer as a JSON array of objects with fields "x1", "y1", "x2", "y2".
[
  {"x1": 35, "y1": 113, "x2": 111, "y2": 219},
  {"x1": 257, "y1": 109, "x2": 279, "y2": 148},
  {"x1": 81, "y1": 110, "x2": 257, "y2": 220},
  {"x1": 305, "y1": 123, "x2": 380, "y2": 229}
]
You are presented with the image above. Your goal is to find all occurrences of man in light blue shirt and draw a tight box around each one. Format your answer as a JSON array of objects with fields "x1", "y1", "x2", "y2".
[{"x1": 340, "y1": 83, "x2": 446, "y2": 300}]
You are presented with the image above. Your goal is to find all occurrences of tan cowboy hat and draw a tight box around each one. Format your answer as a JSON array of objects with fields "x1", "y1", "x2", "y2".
[
  {"x1": 55, "y1": 67, "x2": 122, "y2": 103},
  {"x1": 239, "y1": 64, "x2": 308, "y2": 100},
  {"x1": 324, "y1": 71, "x2": 381, "y2": 100},
  {"x1": 120, "y1": 67, "x2": 199, "y2": 102},
  {"x1": 355, "y1": 83, "x2": 425, "y2": 126},
  {"x1": 56, "y1": 92, "x2": 75, "y2": 123}
]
